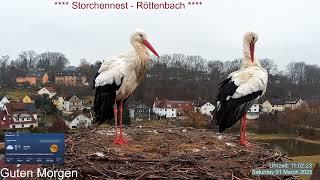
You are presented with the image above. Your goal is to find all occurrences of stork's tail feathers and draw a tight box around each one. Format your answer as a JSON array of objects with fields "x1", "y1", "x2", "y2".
[
  {"x1": 214, "y1": 91, "x2": 262, "y2": 133},
  {"x1": 94, "y1": 91, "x2": 116, "y2": 124}
]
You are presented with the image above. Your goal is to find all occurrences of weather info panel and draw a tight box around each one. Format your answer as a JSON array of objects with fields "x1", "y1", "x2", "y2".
[{"x1": 4, "y1": 133, "x2": 64, "y2": 164}]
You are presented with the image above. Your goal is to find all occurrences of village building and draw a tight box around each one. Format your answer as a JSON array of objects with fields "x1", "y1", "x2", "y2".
[
  {"x1": 270, "y1": 99, "x2": 286, "y2": 112},
  {"x1": 63, "y1": 95, "x2": 83, "y2": 112},
  {"x1": 0, "y1": 95, "x2": 10, "y2": 110},
  {"x1": 259, "y1": 98, "x2": 304, "y2": 113},
  {"x1": 52, "y1": 94, "x2": 69, "y2": 111},
  {"x1": 55, "y1": 71, "x2": 87, "y2": 86},
  {"x1": 16, "y1": 72, "x2": 49, "y2": 86},
  {"x1": 129, "y1": 103, "x2": 152, "y2": 120},
  {"x1": 21, "y1": 95, "x2": 40, "y2": 104},
  {"x1": 64, "y1": 112, "x2": 93, "y2": 129},
  {"x1": 0, "y1": 103, "x2": 38, "y2": 129},
  {"x1": 261, "y1": 100, "x2": 273, "y2": 112},
  {"x1": 37, "y1": 87, "x2": 56, "y2": 98},
  {"x1": 22, "y1": 95, "x2": 32, "y2": 104},
  {"x1": 193, "y1": 100, "x2": 215, "y2": 116},
  {"x1": 284, "y1": 98, "x2": 304, "y2": 109},
  {"x1": 16, "y1": 74, "x2": 37, "y2": 85},
  {"x1": 153, "y1": 99, "x2": 193, "y2": 118},
  {"x1": 248, "y1": 104, "x2": 262, "y2": 113}
]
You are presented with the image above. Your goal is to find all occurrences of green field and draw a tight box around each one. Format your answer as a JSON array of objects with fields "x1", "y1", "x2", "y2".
[{"x1": 0, "y1": 88, "x2": 33, "y2": 101}]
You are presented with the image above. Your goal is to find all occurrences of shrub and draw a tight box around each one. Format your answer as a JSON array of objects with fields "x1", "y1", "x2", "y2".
[
  {"x1": 29, "y1": 127, "x2": 47, "y2": 133},
  {"x1": 48, "y1": 119, "x2": 69, "y2": 133}
]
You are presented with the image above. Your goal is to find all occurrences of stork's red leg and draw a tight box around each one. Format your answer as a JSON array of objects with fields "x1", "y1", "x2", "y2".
[
  {"x1": 239, "y1": 113, "x2": 249, "y2": 146},
  {"x1": 117, "y1": 101, "x2": 128, "y2": 144},
  {"x1": 113, "y1": 101, "x2": 119, "y2": 144}
]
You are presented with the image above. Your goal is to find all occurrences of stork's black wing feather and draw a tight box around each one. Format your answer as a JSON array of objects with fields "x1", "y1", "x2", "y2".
[
  {"x1": 214, "y1": 77, "x2": 262, "y2": 133},
  {"x1": 93, "y1": 72, "x2": 122, "y2": 124}
]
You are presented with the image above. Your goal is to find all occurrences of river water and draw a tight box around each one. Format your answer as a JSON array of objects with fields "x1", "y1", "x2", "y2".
[{"x1": 256, "y1": 138, "x2": 320, "y2": 157}]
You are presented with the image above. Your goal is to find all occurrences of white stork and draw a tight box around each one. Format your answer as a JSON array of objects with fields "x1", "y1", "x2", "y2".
[
  {"x1": 93, "y1": 29, "x2": 159, "y2": 144},
  {"x1": 214, "y1": 32, "x2": 268, "y2": 146}
]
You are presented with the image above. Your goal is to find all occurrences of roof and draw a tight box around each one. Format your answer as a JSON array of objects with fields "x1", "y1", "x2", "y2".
[
  {"x1": 154, "y1": 99, "x2": 193, "y2": 111},
  {"x1": 129, "y1": 103, "x2": 150, "y2": 109},
  {"x1": 52, "y1": 93, "x2": 70, "y2": 100},
  {"x1": 25, "y1": 73, "x2": 37, "y2": 77},
  {"x1": 63, "y1": 66, "x2": 79, "y2": 72},
  {"x1": 5, "y1": 103, "x2": 38, "y2": 114},
  {"x1": 66, "y1": 95, "x2": 81, "y2": 101},
  {"x1": 20, "y1": 70, "x2": 47, "y2": 78},
  {"x1": 284, "y1": 98, "x2": 302, "y2": 104},
  {"x1": 56, "y1": 71, "x2": 82, "y2": 76},
  {"x1": 268, "y1": 99, "x2": 285, "y2": 105},
  {"x1": 40, "y1": 87, "x2": 56, "y2": 93},
  {"x1": 65, "y1": 111, "x2": 92, "y2": 122},
  {"x1": 0, "y1": 111, "x2": 11, "y2": 128},
  {"x1": 193, "y1": 99, "x2": 211, "y2": 107}
]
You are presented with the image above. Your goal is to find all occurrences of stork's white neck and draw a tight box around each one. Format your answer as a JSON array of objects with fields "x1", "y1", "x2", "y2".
[
  {"x1": 242, "y1": 40, "x2": 261, "y2": 68},
  {"x1": 132, "y1": 41, "x2": 150, "y2": 61},
  {"x1": 129, "y1": 41, "x2": 150, "y2": 83}
]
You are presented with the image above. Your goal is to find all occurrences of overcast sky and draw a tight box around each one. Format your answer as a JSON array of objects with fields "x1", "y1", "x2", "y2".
[{"x1": 0, "y1": 0, "x2": 319, "y2": 69}]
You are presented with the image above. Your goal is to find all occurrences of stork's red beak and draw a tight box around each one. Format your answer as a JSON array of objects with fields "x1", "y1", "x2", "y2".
[
  {"x1": 249, "y1": 42, "x2": 255, "y2": 63},
  {"x1": 143, "y1": 40, "x2": 160, "y2": 59}
]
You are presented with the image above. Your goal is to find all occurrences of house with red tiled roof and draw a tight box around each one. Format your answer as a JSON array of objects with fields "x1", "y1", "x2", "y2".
[
  {"x1": 153, "y1": 99, "x2": 193, "y2": 118},
  {"x1": 0, "y1": 103, "x2": 38, "y2": 129},
  {"x1": 0, "y1": 111, "x2": 11, "y2": 129}
]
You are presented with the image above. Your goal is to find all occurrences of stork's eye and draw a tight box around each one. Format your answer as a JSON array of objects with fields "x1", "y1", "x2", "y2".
[{"x1": 139, "y1": 34, "x2": 143, "y2": 37}]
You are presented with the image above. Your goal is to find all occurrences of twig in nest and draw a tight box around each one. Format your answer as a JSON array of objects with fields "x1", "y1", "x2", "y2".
[
  {"x1": 102, "y1": 167, "x2": 127, "y2": 176},
  {"x1": 85, "y1": 160, "x2": 110, "y2": 178},
  {"x1": 136, "y1": 171, "x2": 151, "y2": 180},
  {"x1": 231, "y1": 173, "x2": 241, "y2": 180},
  {"x1": 65, "y1": 153, "x2": 95, "y2": 164}
]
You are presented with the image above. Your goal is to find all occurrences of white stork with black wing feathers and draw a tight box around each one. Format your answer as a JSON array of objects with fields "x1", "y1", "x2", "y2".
[
  {"x1": 93, "y1": 30, "x2": 159, "y2": 144},
  {"x1": 214, "y1": 32, "x2": 268, "y2": 146}
]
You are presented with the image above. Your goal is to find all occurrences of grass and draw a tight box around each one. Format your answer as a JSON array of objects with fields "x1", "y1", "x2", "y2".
[
  {"x1": 248, "y1": 133, "x2": 320, "y2": 145},
  {"x1": 290, "y1": 155, "x2": 320, "y2": 180},
  {"x1": 290, "y1": 155, "x2": 320, "y2": 164},
  {"x1": 0, "y1": 88, "x2": 33, "y2": 101}
]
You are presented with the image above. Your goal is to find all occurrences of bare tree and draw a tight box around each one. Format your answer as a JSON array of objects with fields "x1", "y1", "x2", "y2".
[
  {"x1": 286, "y1": 62, "x2": 306, "y2": 84},
  {"x1": 260, "y1": 58, "x2": 278, "y2": 75},
  {"x1": 16, "y1": 50, "x2": 38, "y2": 72}
]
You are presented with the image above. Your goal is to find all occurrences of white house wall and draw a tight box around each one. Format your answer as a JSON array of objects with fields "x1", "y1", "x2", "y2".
[
  {"x1": 0, "y1": 97, "x2": 10, "y2": 110},
  {"x1": 200, "y1": 103, "x2": 215, "y2": 116},
  {"x1": 152, "y1": 106, "x2": 177, "y2": 118},
  {"x1": 66, "y1": 114, "x2": 92, "y2": 129}
]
